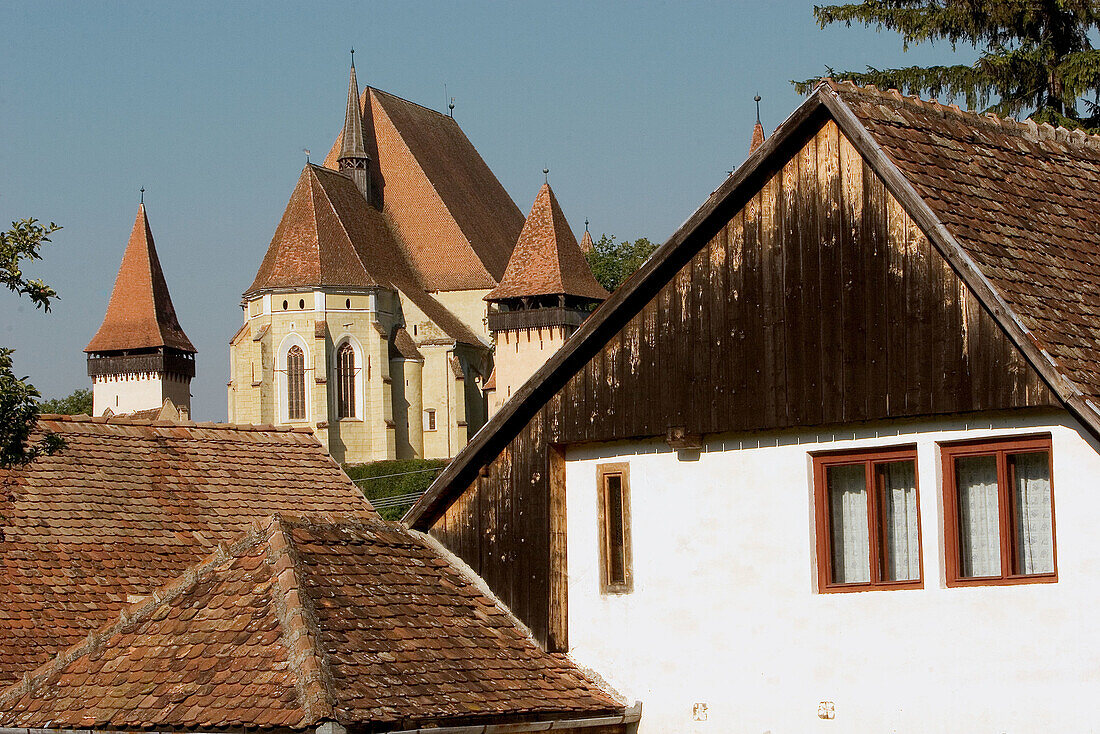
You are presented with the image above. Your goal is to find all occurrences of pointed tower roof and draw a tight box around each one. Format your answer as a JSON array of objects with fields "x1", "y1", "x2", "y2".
[
  {"x1": 338, "y1": 54, "x2": 368, "y2": 163},
  {"x1": 580, "y1": 220, "x2": 594, "y2": 253},
  {"x1": 749, "y1": 94, "x2": 765, "y2": 153},
  {"x1": 85, "y1": 204, "x2": 195, "y2": 354},
  {"x1": 485, "y1": 183, "x2": 608, "y2": 302}
]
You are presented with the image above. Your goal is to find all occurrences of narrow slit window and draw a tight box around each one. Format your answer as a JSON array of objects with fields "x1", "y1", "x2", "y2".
[
  {"x1": 286, "y1": 345, "x2": 306, "y2": 421},
  {"x1": 425, "y1": 409, "x2": 437, "y2": 431},
  {"x1": 598, "y1": 463, "x2": 633, "y2": 593},
  {"x1": 336, "y1": 343, "x2": 356, "y2": 418},
  {"x1": 942, "y1": 436, "x2": 1055, "y2": 586}
]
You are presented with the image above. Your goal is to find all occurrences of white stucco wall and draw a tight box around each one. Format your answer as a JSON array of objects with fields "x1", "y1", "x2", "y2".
[
  {"x1": 564, "y1": 409, "x2": 1100, "y2": 733},
  {"x1": 92, "y1": 372, "x2": 190, "y2": 416}
]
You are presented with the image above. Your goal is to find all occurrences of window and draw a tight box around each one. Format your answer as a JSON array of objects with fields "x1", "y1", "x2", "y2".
[
  {"x1": 941, "y1": 436, "x2": 1055, "y2": 586},
  {"x1": 425, "y1": 409, "x2": 437, "y2": 431},
  {"x1": 336, "y1": 343, "x2": 356, "y2": 418},
  {"x1": 286, "y1": 345, "x2": 306, "y2": 421},
  {"x1": 813, "y1": 447, "x2": 922, "y2": 591},
  {"x1": 597, "y1": 463, "x2": 633, "y2": 593}
]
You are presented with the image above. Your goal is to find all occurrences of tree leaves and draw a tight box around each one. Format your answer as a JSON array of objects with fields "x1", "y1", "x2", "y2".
[{"x1": 796, "y1": 1, "x2": 1100, "y2": 131}]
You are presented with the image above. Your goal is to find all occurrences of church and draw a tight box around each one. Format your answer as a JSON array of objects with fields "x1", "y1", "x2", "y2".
[
  {"x1": 224, "y1": 59, "x2": 605, "y2": 463},
  {"x1": 86, "y1": 58, "x2": 605, "y2": 465}
]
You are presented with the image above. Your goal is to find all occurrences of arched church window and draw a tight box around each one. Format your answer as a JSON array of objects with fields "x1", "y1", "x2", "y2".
[
  {"x1": 337, "y1": 343, "x2": 356, "y2": 418},
  {"x1": 286, "y1": 345, "x2": 306, "y2": 421}
]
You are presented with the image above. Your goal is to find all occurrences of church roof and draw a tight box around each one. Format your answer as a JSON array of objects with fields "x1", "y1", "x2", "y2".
[
  {"x1": 323, "y1": 87, "x2": 524, "y2": 291},
  {"x1": 246, "y1": 164, "x2": 484, "y2": 346},
  {"x1": 85, "y1": 204, "x2": 195, "y2": 354},
  {"x1": 485, "y1": 183, "x2": 608, "y2": 302},
  {"x1": 0, "y1": 415, "x2": 376, "y2": 686},
  {"x1": 338, "y1": 61, "x2": 368, "y2": 162},
  {"x1": 0, "y1": 514, "x2": 624, "y2": 731}
]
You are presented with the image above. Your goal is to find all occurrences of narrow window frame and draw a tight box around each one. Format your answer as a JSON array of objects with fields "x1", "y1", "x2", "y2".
[
  {"x1": 940, "y1": 434, "x2": 1057, "y2": 588},
  {"x1": 424, "y1": 409, "x2": 437, "y2": 432},
  {"x1": 813, "y1": 445, "x2": 923, "y2": 593},
  {"x1": 596, "y1": 462, "x2": 633, "y2": 595},
  {"x1": 336, "y1": 342, "x2": 357, "y2": 419},
  {"x1": 285, "y1": 345, "x2": 307, "y2": 422}
]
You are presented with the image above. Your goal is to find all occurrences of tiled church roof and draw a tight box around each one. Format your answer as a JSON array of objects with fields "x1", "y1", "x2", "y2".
[
  {"x1": 0, "y1": 415, "x2": 376, "y2": 686},
  {"x1": 485, "y1": 183, "x2": 608, "y2": 301},
  {"x1": 0, "y1": 515, "x2": 623, "y2": 731},
  {"x1": 323, "y1": 87, "x2": 524, "y2": 291},
  {"x1": 85, "y1": 204, "x2": 195, "y2": 354}
]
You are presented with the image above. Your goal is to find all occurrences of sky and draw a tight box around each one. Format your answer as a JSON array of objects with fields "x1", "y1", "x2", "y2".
[{"x1": 1, "y1": 1, "x2": 965, "y2": 420}]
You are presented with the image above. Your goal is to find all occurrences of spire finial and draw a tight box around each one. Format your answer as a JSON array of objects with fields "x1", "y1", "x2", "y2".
[
  {"x1": 304, "y1": 148, "x2": 311, "y2": 164},
  {"x1": 350, "y1": 48, "x2": 355, "y2": 69},
  {"x1": 139, "y1": 187, "x2": 145, "y2": 205},
  {"x1": 754, "y1": 94, "x2": 762, "y2": 124},
  {"x1": 584, "y1": 218, "x2": 589, "y2": 232},
  {"x1": 543, "y1": 168, "x2": 550, "y2": 184}
]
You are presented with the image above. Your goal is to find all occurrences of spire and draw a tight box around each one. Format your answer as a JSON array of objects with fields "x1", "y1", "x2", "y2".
[
  {"x1": 338, "y1": 51, "x2": 372, "y2": 200},
  {"x1": 485, "y1": 182, "x2": 608, "y2": 302},
  {"x1": 750, "y1": 95, "x2": 765, "y2": 153},
  {"x1": 580, "y1": 219, "x2": 594, "y2": 253},
  {"x1": 85, "y1": 203, "x2": 195, "y2": 354}
]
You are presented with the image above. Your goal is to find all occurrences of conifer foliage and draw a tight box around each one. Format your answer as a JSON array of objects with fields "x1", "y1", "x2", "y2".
[{"x1": 795, "y1": 1, "x2": 1100, "y2": 130}]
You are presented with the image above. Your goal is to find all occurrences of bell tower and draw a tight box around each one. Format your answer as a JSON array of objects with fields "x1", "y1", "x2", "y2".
[{"x1": 337, "y1": 50, "x2": 372, "y2": 202}]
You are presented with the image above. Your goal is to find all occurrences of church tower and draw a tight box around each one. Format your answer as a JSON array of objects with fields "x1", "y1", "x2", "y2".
[
  {"x1": 85, "y1": 203, "x2": 196, "y2": 418},
  {"x1": 484, "y1": 182, "x2": 607, "y2": 414}
]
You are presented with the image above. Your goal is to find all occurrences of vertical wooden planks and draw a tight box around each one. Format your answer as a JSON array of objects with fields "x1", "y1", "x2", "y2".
[
  {"x1": 800, "y1": 130, "x2": 823, "y2": 426},
  {"x1": 708, "y1": 225, "x2": 729, "y2": 432},
  {"x1": 782, "y1": 150, "x2": 805, "y2": 426},
  {"x1": 864, "y1": 161, "x2": 889, "y2": 418},
  {"x1": 761, "y1": 170, "x2": 786, "y2": 428},
  {"x1": 817, "y1": 121, "x2": 844, "y2": 423},
  {"x1": 839, "y1": 134, "x2": 866, "y2": 421},
  {"x1": 547, "y1": 443, "x2": 568, "y2": 652},
  {"x1": 885, "y1": 192, "x2": 909, "y2": 413}
]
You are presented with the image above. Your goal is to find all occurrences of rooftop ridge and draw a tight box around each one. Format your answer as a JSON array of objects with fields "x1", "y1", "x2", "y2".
[
  {"x1": 36, "y1": 413, "x2": 317, "y2": 434},
  {"x1": 367, "y1": 85, "x2": 456, "y2": 123},
  {"x1": 821, "y1": 78, "x2": 1100, "y2": 149},
  {"x1": 0, "y1": 515, "x2": 278, "y2": 709}
]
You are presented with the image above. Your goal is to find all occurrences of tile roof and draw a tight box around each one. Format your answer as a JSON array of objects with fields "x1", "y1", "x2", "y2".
[
  {"x1": 0, "y1": 515, "x2": 623, "y2": 731},
  {"x1": 246, "y1": 164, "x2": 483, "y2": 346},
  {"x1": 324, "y1": 87, "x2": 524, "y2": 291},
  {"x1": 338, "y1": 62, "x2": 368, "y2": 163},
  {"x1": 749, "y1": 120, "x2": 765, "y2": 153},
  {"x1": 85, "y1": 204, "x2": 195, "y2": 354},
  {"x1": 0, "y1": 415, "x2": 376, "y2": 687},
  {"x1": 580, "y1": 228, "x2": 594, "y2": 254},
  {"x1": 485, "y1": 183, "x2": 608, "y2": 302},
  {"x1": 828, "y1": 80, "x2": 1100, "y2": 423}
]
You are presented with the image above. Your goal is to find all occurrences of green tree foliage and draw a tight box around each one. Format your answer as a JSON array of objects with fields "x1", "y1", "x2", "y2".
[
  {"x1": 585, "y1": 234, "x2": 658, "y2": 294},
  {"x1": 1, "y1": 218, "x2": 62, "y2": 468},
  {"x1": 344, "y1": 458, "x2": 448, "y2": 521},
  {"x1": 39, "y1": 388, "x2": 93, "y2": 416},
  {"x1": 795, "y1": 1, "x2": 1100, "y2": 129}
]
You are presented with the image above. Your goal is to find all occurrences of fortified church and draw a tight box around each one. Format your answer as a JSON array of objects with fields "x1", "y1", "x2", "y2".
[{"x1": 87, "y1": 59, "x2": 606, "y2": 464}]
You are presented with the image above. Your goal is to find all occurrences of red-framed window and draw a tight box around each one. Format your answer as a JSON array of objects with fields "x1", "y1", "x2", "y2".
[
  {"x1": 813, "y1": 446, "x2": 922, "y2": 592},
  {"x1": 941, "y1": 435, "x2": 1056, "y2": 587}
]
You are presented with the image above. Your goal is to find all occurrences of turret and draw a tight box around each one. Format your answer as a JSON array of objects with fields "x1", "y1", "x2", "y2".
[{"x1": 337, "y1": 50, "x2": 372, "y2": 201}]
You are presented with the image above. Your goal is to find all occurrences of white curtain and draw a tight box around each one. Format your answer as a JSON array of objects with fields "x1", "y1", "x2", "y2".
[
  {"x1": 828, "y1": 464, "x2": 870, "y2": 583},
  {"x1": 880, "y1": 461, "x2": 919, "y2": 581},
  {"x1": 1013, "y1": 452, "x2": 1054, "y2": 574},
  {"x1": 956, "y1": 455, "x2": 1001, "y2": 577}
]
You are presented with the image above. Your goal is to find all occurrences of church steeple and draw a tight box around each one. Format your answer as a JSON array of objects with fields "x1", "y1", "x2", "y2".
[{"x1": 337, "y1": 51, "x2": 372, "y2": 201}]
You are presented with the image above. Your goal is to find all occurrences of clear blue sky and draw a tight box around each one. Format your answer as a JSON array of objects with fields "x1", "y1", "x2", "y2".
[{"x1": 1, "y1": 1, "x2": 962, "y2": 420}]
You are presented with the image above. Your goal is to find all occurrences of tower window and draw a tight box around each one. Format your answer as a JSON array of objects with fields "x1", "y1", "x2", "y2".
[
  {"x1": 425, "y1": 409, "x2": 437, "y2": 431},
  {"x1": 299, "y1": 298, "x2": 305, "y2": 310},
  {"x1": 337, "y1": 343, "x2": 356, "y2": 418},
  {"x1": 286, "y1": 345, "x2": 306, "y2": 421},
  {"x1": 346, "y1": 298, "x2": 351, "y2": 309},
  {"x1": 282, "y1": 300, "x2": 288, "y2": 310}
]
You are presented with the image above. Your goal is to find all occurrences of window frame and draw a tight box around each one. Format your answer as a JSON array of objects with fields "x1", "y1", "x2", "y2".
[
  {"x1": 285, "y1": 344, "x2": 307, "y2": 422},
  {"x1": 424, "y1": 409, "x2": 437, "y2": 432},
  {"x1": 812, "y1": 445, "x2": 923, "y2": 593},
  {"x1": 335, "y1": 342, "x2": 357, "y2": 419},
  {"x1": 596, "y1": 462, "x2": 633, "y2": 595},
  {"x1": 940, "y1": 434, "x2": 1057, "y2": 588}
]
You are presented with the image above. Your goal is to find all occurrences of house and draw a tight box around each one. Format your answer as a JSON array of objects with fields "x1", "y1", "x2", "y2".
[
  {"x1": 0, "y1": 514, "x2": 636, "y2": 733},
  {"x1": 0, "y1": 414, "x2": 375, "y2": 687},
  {"x1": 228, "y1": 61, "x2": 599, "y2": 463},
  {"x1": 85, "y1": 203, "x2": 196, "y2": 418},
  {"x1": 405, "y1": 81, "x2": 1100, "y2": 732}
]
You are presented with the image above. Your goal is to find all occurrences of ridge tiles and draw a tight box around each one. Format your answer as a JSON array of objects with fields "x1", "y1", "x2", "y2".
[
  {"x1": 485, "y1": 182, "x2": 608, "y2": 302},
  {"x1": 0, "y1": 515, "x2": 623, "y2": 730},
  {"x1": 85, "y1": 204, "x2": 195, "y2": 354}
]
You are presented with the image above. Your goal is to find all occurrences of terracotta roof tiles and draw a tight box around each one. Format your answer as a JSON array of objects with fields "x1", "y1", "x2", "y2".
[
  {"x1": 0, "y1": 515, "x2": 623, "y2": 730},
  {"x1": 0, "y1": 416, "x2": 376, "y2": 686},
  {"x1": 486, "y1": 183, "x2": 608, "y2": 302},
  {"x1": 85, "y1": 204, "x2": 195, "y2": 354}
]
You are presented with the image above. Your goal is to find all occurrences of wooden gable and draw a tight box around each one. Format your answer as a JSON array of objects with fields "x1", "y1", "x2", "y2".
[{"x1": 422, "y1": 116, "x2": 1059, "y2": 651}]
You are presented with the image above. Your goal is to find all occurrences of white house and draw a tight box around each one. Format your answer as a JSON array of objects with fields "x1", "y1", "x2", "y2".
[{"x1": 406, "y1": 81, "x2": 1100, "y2": 732}]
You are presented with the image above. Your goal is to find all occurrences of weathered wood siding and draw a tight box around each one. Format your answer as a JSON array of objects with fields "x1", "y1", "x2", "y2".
[{"x1": 430, "y1": 120, "x2": 1058, "y2": 648}]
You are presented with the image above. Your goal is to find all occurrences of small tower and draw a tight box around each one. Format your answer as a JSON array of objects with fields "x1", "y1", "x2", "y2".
[
  {"x1": 337, "y1": 51, "x2": 372, "y2": 201},
  {"x1": 484, "y1": 181, "x2": 607, "y2": 414},
  {"x1": 580, "y1": 219, "x2": 594, "y2": 253},
  {"x1": 85, "y1": 203, "x2": 196, "y2": 418},
  {"x1": 750, "y1": 94, "x2": 765, "y2": 153}
]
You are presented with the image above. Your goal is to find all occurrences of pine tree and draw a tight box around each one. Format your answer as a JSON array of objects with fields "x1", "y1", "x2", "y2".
[{"x1": 795, "y1": 1, "x2": 1100, "y2": 130}]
